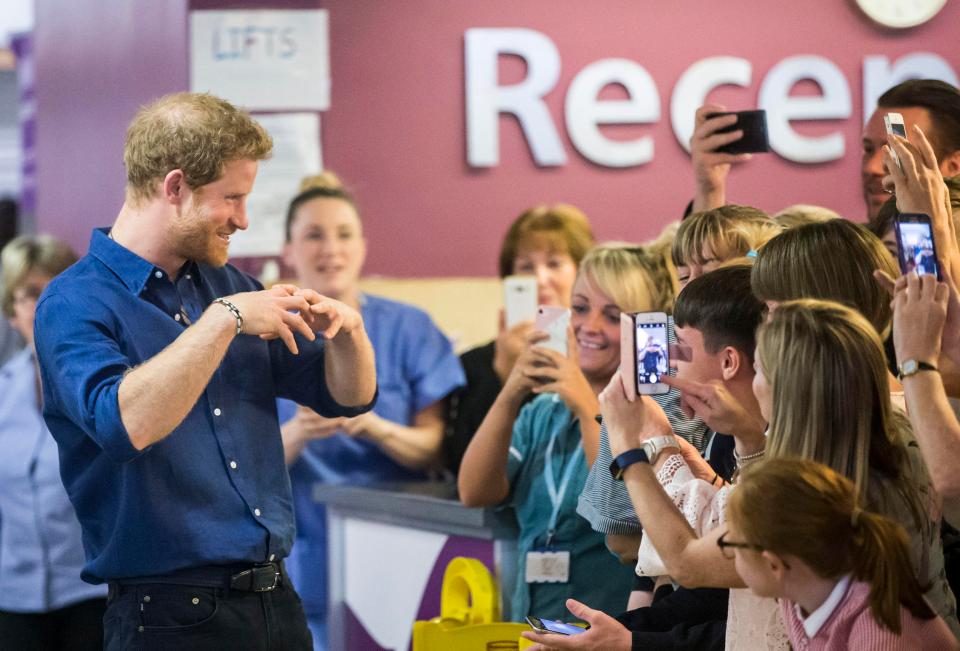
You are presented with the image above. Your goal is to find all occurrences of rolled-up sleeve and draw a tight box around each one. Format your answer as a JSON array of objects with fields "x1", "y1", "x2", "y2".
[{"x1": 35, "y1": 292, "x2": 142, "y2": 463}]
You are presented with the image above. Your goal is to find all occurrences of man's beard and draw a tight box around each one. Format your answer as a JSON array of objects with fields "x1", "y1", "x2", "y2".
[{"x1": 169, "y1": 206, "x2": 230, "y2": 267}]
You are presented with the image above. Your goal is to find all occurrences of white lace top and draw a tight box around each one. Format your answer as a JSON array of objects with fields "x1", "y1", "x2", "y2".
[{"x1": 636, "y1": 453, "x2": 790, "y2": 650}]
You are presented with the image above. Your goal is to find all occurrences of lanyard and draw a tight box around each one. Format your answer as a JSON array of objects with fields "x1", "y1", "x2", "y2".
[{"x1": 543, "y1": 419, "x2": 583, "y2": 548}]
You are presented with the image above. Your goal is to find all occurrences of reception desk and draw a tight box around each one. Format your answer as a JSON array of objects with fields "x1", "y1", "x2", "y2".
[{"x1": 314, "y1": 481, "x2": 519, "y2": 651}]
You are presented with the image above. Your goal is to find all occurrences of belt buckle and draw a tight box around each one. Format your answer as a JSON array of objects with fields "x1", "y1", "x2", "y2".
[{"x1": 253, "y1": 564, "x2": 280, "y2": 592}]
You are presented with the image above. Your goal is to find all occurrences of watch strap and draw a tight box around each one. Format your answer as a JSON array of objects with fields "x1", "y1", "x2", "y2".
[
  {"x1": 609, "y1": 448, "x2": 650, "y2": 481},
  {"x1": 898, "y1": 359, "x2": 938, "y2": 379}
]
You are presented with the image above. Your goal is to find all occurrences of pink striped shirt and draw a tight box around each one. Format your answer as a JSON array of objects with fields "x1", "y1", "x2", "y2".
[{"x1": 781, "y1": 579, "x2": 958, "y2": 650}]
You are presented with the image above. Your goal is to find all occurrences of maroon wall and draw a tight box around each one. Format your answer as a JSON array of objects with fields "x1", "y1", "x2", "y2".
[{"x1": 33, "y1": 0, "x2": 960, "y2": 276}]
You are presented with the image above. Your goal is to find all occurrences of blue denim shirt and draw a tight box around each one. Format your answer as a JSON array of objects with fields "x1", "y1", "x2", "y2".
[
  {"x1": 0, "y1": 349, "x2": 106, "y2": 611},
  {"x1": 34, "y1": 229, "x2": 374, "y2": 584}
]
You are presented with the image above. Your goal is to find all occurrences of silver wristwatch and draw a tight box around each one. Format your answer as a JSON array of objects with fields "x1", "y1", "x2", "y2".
[{"x1": 640, "y1": 435, "x2": 679, "y2": 465}]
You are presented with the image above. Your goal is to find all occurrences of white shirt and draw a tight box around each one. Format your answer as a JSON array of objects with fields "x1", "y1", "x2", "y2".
[{"x1": 795, "y1": 573, "x2": 852, "y2": 638}]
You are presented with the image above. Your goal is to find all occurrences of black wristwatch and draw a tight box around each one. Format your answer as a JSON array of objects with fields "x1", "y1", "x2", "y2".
[{"x1": 609, "y1": 449, "x2": 649, "y2": 480}]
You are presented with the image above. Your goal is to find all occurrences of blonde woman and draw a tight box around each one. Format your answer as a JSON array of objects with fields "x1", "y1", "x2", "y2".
[{"x1": 459, "y1": 244, "x2": 669, "y2": 622}]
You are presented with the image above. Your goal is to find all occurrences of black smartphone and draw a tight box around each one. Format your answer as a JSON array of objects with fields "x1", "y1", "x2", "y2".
[
  {"x1": 894, "y1": 213, "x2": 942, "y2": 280},
  {"x1": 709, "y1": 110, "x2": 770, "y2": 154},
  {"x1": 526, "y1": 615, "x2": 588, "y2": 635}
]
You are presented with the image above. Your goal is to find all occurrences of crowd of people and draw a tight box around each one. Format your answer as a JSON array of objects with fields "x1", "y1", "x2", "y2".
[{"x1": 2, "y1": 78, "x2": 960, "y2": 650}]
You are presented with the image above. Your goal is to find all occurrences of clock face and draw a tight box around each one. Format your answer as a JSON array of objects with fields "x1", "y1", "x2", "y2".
[{"x1": 855, "y1": 0, "x2": 948, "y2": 28}]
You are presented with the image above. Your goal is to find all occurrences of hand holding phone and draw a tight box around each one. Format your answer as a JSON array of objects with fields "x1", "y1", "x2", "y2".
[{"x1": 707, "y1": 110, "x2": 770, "y2": 155}]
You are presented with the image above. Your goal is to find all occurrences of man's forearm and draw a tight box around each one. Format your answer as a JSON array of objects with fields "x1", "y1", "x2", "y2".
[
  {"x1": 118, "y1": 306, "x2": 236, "y2": 450},
  {"x1": 324, "y1": 325, "x2": 376, "y2": 407}
]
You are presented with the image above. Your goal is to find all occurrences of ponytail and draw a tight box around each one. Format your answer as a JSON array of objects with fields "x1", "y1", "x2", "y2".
[
  {"x1": 729, "y1": 458, "x2": 937, "y2": 635},
  {"x1": 852, "y1": 510, "x2": 935, "y2": 634}
]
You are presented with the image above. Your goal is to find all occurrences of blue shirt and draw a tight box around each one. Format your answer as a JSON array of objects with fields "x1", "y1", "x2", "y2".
[
  {"x1": 281, "y1": 293, "x2": 465, "y2": 615},
  {"x1": 34, "y1": 228, "x2": 373, "y2": 584},
  {"x1": 0, "y1": 349, "x2": 106, "y2": 611},
  {"x1": 505, "y1": 394, "x2": 634, "y2": 621}
]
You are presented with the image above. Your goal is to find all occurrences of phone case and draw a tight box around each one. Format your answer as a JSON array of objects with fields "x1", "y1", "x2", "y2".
[
  {"x1": 635, "y1": 312, "x2": 670, "y2": 395},
  {"x1": 620, "y1": 313, "x2": 637, "y2": 402},
  {"x1": 712, "y1": 110, "x2": 770, "y2": 154},
  {"x1": 534, "y1": 306, "x2": 570, "y2": 356},
  {"x1": 503, "y1": 275, "x2": 538, "y2": 328}
]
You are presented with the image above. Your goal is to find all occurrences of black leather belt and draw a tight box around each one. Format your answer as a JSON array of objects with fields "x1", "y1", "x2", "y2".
[{"x1": 109, "y1": 561, "x2": 286, "y2": 594}]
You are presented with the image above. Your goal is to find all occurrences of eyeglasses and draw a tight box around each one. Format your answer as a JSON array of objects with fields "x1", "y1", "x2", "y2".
[{"x1": 716, "y1": 531, "x2": 764, "y2": 560}]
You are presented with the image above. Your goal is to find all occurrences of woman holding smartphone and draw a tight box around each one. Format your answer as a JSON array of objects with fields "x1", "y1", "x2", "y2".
[
  {"x1": 445, "y1": 204, "x2": 596, "y2": 474},
  {"x1": 458, "y1": 243, "x2": 673, "y2": 622},
  {"x1": 278, "y1": 172, "x2": 466, "y2": 649}
]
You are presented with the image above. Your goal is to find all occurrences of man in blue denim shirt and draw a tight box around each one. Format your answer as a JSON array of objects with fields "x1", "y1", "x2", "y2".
[{"x1": 33, "y1": 93, "x2": 377, "y2": 650}]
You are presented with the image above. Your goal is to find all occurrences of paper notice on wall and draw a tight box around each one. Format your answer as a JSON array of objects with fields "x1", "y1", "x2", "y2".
[
  {"x1": 229, "y1": 112, "x2": 322, "y2": 258},
  {"x1": 190, "y1": 9, "x2": 330, "y2": 111}
]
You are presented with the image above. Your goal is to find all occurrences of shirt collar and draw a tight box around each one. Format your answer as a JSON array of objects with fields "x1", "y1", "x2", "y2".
[
  {"x1": 797, "y1": 573, "x2": 852, "y2": 638},
  {"x1": 89, "y1": 228, "x2": 202, "y2": 295}
]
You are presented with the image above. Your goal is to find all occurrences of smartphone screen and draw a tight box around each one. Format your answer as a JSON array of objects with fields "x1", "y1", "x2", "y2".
[
  {"x1": 895, "y1": 215, "x2": 941, "y2": 280},
  {"x1": 526, "y1": 616, "x2": 587, "y2": 635},
  {"x1": 635, "y1": 316, "x2": 669, "y2": 392}
]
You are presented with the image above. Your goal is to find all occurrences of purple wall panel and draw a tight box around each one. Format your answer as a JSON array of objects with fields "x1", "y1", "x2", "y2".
[{"x1": 34, "y1": 0, "x2": 190, "y2": 253}]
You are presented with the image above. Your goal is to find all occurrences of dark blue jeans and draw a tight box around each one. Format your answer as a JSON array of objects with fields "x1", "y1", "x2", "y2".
[{"x1": 104, "y1": 576, "x2": 312, "y2": 650}]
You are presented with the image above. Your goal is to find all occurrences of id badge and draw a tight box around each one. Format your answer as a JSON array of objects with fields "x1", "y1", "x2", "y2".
[{"x1": 525, "y1": 549, "x2": 570, "y2": 583}]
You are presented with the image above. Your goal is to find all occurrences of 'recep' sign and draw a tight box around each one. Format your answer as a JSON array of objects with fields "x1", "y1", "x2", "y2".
[{"x1": 465, "y1": 28, "x2": 958, "y2": 168}]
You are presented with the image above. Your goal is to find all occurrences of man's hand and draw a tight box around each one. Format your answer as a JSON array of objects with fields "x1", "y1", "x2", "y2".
[
  {"x1": 599, "y1": 374, "x2": 673, "y2": 457},
  {"x1": 690, "y1": 104, "x2": 752, "y2": 211},
  {"x1": 520, "y1": 599, "x2": 631, "y2": 651},
  {"x1": 293, "y1": 289, "x2": 364, "y2": 340},
  {"x1": 493, "y1": 312, "x2": 535, "y2": 384},
  {"x1": 221, "y1": 287, "x2": 315, "y2": 354},
  {"x1": 662, "y1": 375, "x2": 765, "y2": 439}
]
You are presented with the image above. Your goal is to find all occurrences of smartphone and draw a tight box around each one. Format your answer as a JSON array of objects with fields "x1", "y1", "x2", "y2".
[
  {"x1": 884, "y1": 112, "x2": 907, "y2": 170},
  {"x1": 534, "y1": 306, "x2": 570, "y2": 356},
  {"x1": 525, "y1": 616, "x2": 588, "y2": 636},
  {"x1": 894, "y1": 213, "x2": 942, "y2": 280},
  {"x1": 632, "y1": 312, "x2": 670, "y2": 395},
  {"x1": 503, "y1": 275, "x2": 538, "y2": 328},
  {"x1": 710, "y1": 110, "x2": 770, "y2": 154}
]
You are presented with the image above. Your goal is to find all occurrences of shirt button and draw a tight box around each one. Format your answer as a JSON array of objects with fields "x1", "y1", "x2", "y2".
[
  {"x1": 254, "y1": 508, "x2": 262, "y2": 517},
  {"x1": 192, "y1": 597, "x2": 200, "y2": 605},
  {"x1": 229, "y1": 460, "x2": 237, "y2": 470},
  {"x1": 213, "y1": 408, "x2": 222, "y2": 416},
  {"x1": 143, "y1": 595, "x2": 151, "y2": 603},
  {"x1": 185, "y1": 274, "x2": 192, "y2": 280},
  {"x1": 154, "y1": 271, "x2": 163, "y2": 279},
  {"x1": 174, "y1": 313, "x2": 181, "y2": 322},
  {"x1": 269, "y1": 554, "x2": 275, "y2": 561}
]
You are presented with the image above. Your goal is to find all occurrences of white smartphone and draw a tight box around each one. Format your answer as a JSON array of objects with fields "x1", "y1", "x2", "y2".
[
  {"x1": 630, "y1": 312, "x2": 670, "y2": 395},
  {"x1": 884, "y1": 112, "x2": 906, "y2": 170},
  {"x1": 534, "y1": 306, "x2": 570, "y2": 356},
  {"x1": 503, "y1": 275, "x2": 538, "y2": 329}
]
